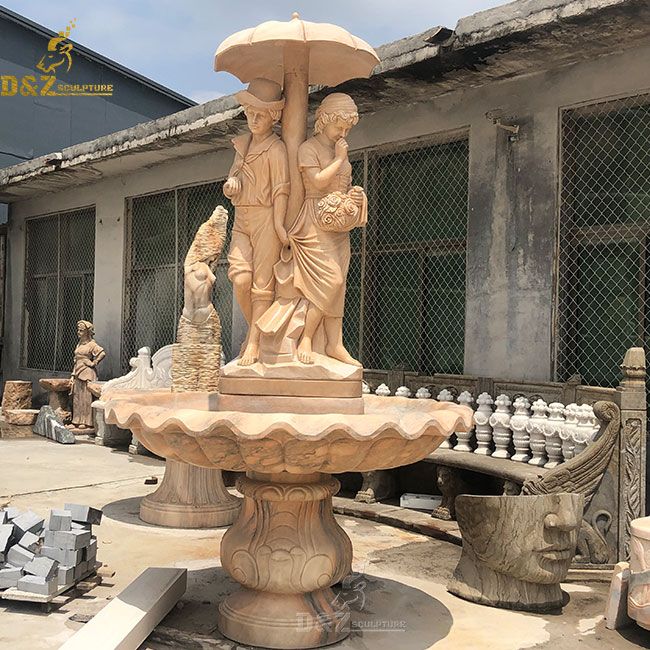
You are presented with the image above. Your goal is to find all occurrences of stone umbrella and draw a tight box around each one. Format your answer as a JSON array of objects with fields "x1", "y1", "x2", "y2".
[{"x1": 214, "y1": 12, "x2": 379, "y2": 226}]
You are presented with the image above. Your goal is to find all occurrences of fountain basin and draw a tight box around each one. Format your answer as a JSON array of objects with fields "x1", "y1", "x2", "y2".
[
  {"x1": 103, "y1": 390, "x2": 472, "y2": 474},
  {"x1": 104, "y1": 389, "x2": 471, "y2": 648}
]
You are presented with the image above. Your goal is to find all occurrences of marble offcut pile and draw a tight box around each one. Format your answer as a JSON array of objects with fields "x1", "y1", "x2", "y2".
[{"x1": 0, "y1": 503, "x2": 101, "y2": 595}]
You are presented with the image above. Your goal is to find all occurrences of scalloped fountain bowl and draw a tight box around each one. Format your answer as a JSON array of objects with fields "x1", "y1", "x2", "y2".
[{"x1": 104, "y1": 389, "x2": 472, "y2": 649}]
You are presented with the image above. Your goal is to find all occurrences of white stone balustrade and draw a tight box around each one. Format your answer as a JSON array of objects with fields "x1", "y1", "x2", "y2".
[
  {"x1": 510, "y1": 396, "x2": 532, "y2": 463},
  {"x1": 454, "y1": 391, "x2": 475, "y2": 452},
  {"x1": 526, "y1": 399, "x2": 548, "y2": 467},
  {"x1": 415, "y1": 387, "x2": 431, "y2": 399},
  {"x1": 437, "y1": 388, "x2": 456, "y2": 449},
  {"x1": 375, "y1": 383, "x2": 391, "y2": 397},
  {"x1": 395, "y1": 386, "x2": 412, "y2": 398},
  {"x1": 489, "y1": 394, "x2": 513, "y2": 459},
  {"x1": 573, "y1": 403, "x2": 595, "y2": 455},
  {"x1": 473, "y1": 392, "x2": 494, "y2": 456},
  {"x1": 561, "y1": 403, "x2": 578, "y2": 460},
  {"x1": 543, "y1": 402, "x2": 565, "y2": 468}
]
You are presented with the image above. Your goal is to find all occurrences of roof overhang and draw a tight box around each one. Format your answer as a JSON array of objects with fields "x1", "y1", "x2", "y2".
[{"x1": 1, "y1": 0, "x2": 649, "y2": 203}]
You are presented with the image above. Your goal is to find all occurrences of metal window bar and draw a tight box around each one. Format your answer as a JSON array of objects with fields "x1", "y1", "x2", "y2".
[
  {"x1": 557, "y1": 93, "x2": 650, "y2": 388},
  {"x1": 344, "y1": 135, "x2": 469, "y2": 374},
  {"x1": 121, "y1": 181, "x2": 233, "y2": 372},
  {"x1": 22, "y1": 207, "x2": 96, "y2": 371}
]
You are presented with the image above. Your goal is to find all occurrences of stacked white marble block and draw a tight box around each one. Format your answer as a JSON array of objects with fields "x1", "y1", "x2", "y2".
[
  {"x1": 0, "y1": 504, "x2": 101, "y2": 596},
  {"x1": 371, "y1": 382, "x2": 601, "y2": 467}
]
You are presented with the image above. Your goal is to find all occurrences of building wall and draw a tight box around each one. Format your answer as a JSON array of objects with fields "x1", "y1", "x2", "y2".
[{"x1": 6, "y1": 39, "x2": 650, "y2": 392}]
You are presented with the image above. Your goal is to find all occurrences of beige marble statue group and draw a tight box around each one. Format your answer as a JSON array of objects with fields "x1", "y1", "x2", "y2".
[
  {"x1": 104, "y1": 14, "x2": 474, "y2": 650},
  {"x1": 224, "y1": 80, "x2": 366, "y2": 370}
]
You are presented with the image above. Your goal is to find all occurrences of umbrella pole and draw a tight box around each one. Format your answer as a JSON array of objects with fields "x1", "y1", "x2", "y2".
[{"x1": 282, "y1": 41, "x2": 309, "y2": 230}]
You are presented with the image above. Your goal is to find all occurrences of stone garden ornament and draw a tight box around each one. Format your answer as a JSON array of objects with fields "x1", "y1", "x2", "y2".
[
  {"x1": 68, "y1": 320, "x2": 105, "y2": 432},
  {"x1": 448, "y1": 493, "x2": 583, "y2": 612},
  {"x1": 104, "y1": 14, "x2": 474, "y2": 650}
]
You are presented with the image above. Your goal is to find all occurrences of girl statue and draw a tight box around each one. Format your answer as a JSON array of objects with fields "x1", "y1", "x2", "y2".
[
  {"x1": 69, "y1": 320, "x2": 105, "y2": 429},
  {"x1": 288, "y1": 93, "x2": 367, "y2": 365}
]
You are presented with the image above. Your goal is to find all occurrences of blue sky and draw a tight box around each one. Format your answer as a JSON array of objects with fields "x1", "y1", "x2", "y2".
[{"x1": 3, "y1": 1, "x2": 508, "y2": 103}]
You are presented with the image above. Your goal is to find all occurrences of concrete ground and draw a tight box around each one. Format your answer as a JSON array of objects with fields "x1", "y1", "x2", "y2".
[{"x1": 1, "y1": 430, "x2": 648, "y2": 650}]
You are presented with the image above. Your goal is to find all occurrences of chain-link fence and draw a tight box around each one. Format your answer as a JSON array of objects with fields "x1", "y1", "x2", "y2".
[
  {"x1": 22, "y1": 207, "x2": 96, "y2": 371},
  {"x1": 557, "y1": 93, "x2": 650, "y2": 387},
  {"x1": 122, "y1": 181, "x2": 233, "y2": 371},
  {"x1": 345, "y1": 135, "x2": 469, "y2": 374}
]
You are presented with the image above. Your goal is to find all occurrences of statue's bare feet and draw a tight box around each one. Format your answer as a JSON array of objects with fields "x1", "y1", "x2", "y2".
[
  {"x1": 297, "y1": 338, "x2": 314, "y2": 364},
  {"x1": 238, "y1": 343, "x2": 259, "y2": 366},
  {"x1": 326, "y1": 344, "x2": 362, "y2": 367}
]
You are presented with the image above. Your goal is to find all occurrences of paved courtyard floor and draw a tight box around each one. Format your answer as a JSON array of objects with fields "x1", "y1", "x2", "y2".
[{"x1": 1, "y1": 431, "x2": 648, "y2": 650}]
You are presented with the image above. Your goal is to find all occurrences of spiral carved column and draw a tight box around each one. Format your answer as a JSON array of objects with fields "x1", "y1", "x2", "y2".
[
  {"x1": 218, "y1": 471, "x2": 353, "y2": 649},
  {"x1": 140, "y1": 459, "x2": 241, "y2": 528}
]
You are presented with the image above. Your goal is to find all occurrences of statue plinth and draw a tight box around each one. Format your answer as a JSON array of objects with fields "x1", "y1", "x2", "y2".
[
  {"x1": 140, "y1": 459, "x2": 240, "y2": 528},
  {"x1": 218, "y1": 472, "x2": 352, "y2": 648}
]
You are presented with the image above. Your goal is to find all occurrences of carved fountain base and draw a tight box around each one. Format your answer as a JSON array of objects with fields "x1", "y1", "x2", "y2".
[
  {"x1": 218, "y1": 471, "x2": 353, "y2": 649},
  {"x1": 140, "y1": 459, "x2": 241, "y2": 528}
]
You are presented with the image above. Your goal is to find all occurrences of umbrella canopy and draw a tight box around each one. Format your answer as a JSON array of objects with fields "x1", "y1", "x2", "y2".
[{"x1": 214, "y1": 13, "x2": 379, "y2": 86}]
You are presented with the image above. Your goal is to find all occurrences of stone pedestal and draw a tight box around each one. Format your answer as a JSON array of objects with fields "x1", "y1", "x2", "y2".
[
  {"x1": 628, "y1": 517, "x2": 650, "y2": 629},
  {"x1": 218, "y1": 472, "x2": 353, "y2": 649},
  {"x1": 1, "y1": 380, "x2": 32, "y2": 415},
  {"x1": 92, "y1": 401, "x2": 132, "y2": 447},
  {"x1": 140, "y1": 460, "x2": 241, "y2": 528}
]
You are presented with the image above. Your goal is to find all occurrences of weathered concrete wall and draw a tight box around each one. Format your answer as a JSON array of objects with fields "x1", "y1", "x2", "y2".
[
  {"x1": 5, "y1": 147, "x2": 233, "y2": 392},
  {"x1": 5, "y1": 38, "x2": 650, "y2": 388}
]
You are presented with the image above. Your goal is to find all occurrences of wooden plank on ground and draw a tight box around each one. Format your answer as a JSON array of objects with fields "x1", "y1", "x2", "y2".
[{"x1": 59, "y1": 567, "x2": 187, "y2": 650}]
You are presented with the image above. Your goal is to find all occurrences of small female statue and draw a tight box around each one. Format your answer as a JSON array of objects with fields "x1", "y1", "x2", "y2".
[
  {"x1": 290, "y1": 93, "x2": 367, "y2": 365},
  {"x1": 69, "y1": 320, "x2": 105, "y2": 429}
]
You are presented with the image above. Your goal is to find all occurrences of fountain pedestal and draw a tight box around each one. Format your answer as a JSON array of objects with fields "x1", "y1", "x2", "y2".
[
  {"x1": 140, "y1": 459, "x2": 240, "y2": 528},
  {"x1": 219, "y1": 471, "x2": 352, "y2": 648}
]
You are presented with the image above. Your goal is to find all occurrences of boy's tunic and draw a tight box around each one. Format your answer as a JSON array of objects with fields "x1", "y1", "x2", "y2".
[{"x1": 226, "y1": 132, "x2": 289, "y2": 303}]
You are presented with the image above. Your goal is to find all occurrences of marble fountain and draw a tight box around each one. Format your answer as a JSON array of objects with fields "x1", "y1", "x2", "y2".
[{"x1": 104, "y1": 14, "x2": 473, "y2": 650}]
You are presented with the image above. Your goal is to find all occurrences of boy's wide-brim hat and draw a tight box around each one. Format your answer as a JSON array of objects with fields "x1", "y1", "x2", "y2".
[{"x1": 235, "y1": 77, "x2": 285, "y2": 111}]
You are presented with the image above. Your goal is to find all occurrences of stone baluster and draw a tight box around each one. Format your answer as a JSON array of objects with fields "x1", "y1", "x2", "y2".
[
  {"x1": 489, "y1": 394, "x2": 513, "y2": 459},
  {"x1": 375, "y1": 383, "x2": 391, "y2": 397},
  {"x1": 526, "y1": 398, "x2": 548, "y2": 467},
  {"x1": 561, "y1": 403, "x2": 578, "y2": 460},
  {"x1": 543, "y1": 402, "x2": 565, "y2": 468},
  {"x1": 415, "y1": 387, "x2": 431, "y2": 399},
  {"x1": 510, "y1": 396, "x2": 532, "y2": 463},
  {"x1": 437, "y1": 388, "x2": 456, "y2": 449},
  {"x1": 473, "y1": 392, "x2": 494, "y2": 456},
  {"x1": 395, "y1": 385, "x2": 412, "y2": 398},
  {"x1": 573, "y1": 403, "x2": 594, "y2": 455},
  {"x1": 454, "y1": 391, "x2": 475, "y2": 452}
]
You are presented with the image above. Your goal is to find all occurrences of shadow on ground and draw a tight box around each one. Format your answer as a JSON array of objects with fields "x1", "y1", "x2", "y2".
[{"x1": 145, "y1": 566, "x2": 453, "y2": 649}]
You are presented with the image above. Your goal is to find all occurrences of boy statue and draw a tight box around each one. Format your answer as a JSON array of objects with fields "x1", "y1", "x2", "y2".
[{"x1": 224, "y1": 77, "x2": 290, "y2": 366}]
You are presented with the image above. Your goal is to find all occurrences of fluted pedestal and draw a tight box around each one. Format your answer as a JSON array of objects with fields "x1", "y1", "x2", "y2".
[
  {"x1": 218, "y1": 471, "x2": 353, "y2": 649},
  {"x1": 140, "y1": 459, "x2": 241, "y2": 528}
]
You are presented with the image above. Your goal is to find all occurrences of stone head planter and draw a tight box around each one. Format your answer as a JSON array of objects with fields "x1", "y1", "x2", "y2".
[{"x1": 448, "y1": 492, "x2": 583, "y2": 612}]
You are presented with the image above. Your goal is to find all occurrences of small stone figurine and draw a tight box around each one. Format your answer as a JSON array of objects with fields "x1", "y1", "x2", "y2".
[{"x1": 69, "y1": 320, "x2": 105, "y2": 431}]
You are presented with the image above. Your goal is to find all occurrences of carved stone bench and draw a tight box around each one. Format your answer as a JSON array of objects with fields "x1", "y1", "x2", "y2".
[{"x1": 425, "y1": 401, "x2": 620, "y2": 567}]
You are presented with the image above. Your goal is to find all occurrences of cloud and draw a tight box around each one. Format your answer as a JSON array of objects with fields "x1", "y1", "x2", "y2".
[{"x1": 189, "y1": 89, "x2": 225, "y2": 104}]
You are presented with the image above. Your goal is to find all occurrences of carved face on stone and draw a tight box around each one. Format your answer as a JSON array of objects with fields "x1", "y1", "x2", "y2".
[
  {"x1": 455, "y1": 493, "x2": 582, "y2": 584},
  {"x1": 244, "y1": 106, "x2": 275, "y2": 136}
]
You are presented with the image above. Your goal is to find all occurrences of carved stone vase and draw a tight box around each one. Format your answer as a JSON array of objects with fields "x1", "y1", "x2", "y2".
[
  {"x1": 218, "y1": 472, "x2": 353, "y2": 649},
  {"x1": 140, "y1": 459, "x2": 241, "y2": 528}
]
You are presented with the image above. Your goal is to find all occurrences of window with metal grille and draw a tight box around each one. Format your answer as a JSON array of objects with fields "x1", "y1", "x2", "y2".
[
  {"x1": 122, "y1": 181, "x2": 233, "y2": 371},
  {"x1": 345, "y1": 135, "x2": 469, "y2": 374},
  {"x1": 557, "y1": 93, "x2": 650, "y2": 387},
  {"x1": 22, "y1": 207, "x2": 96, "y2": 371}
]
